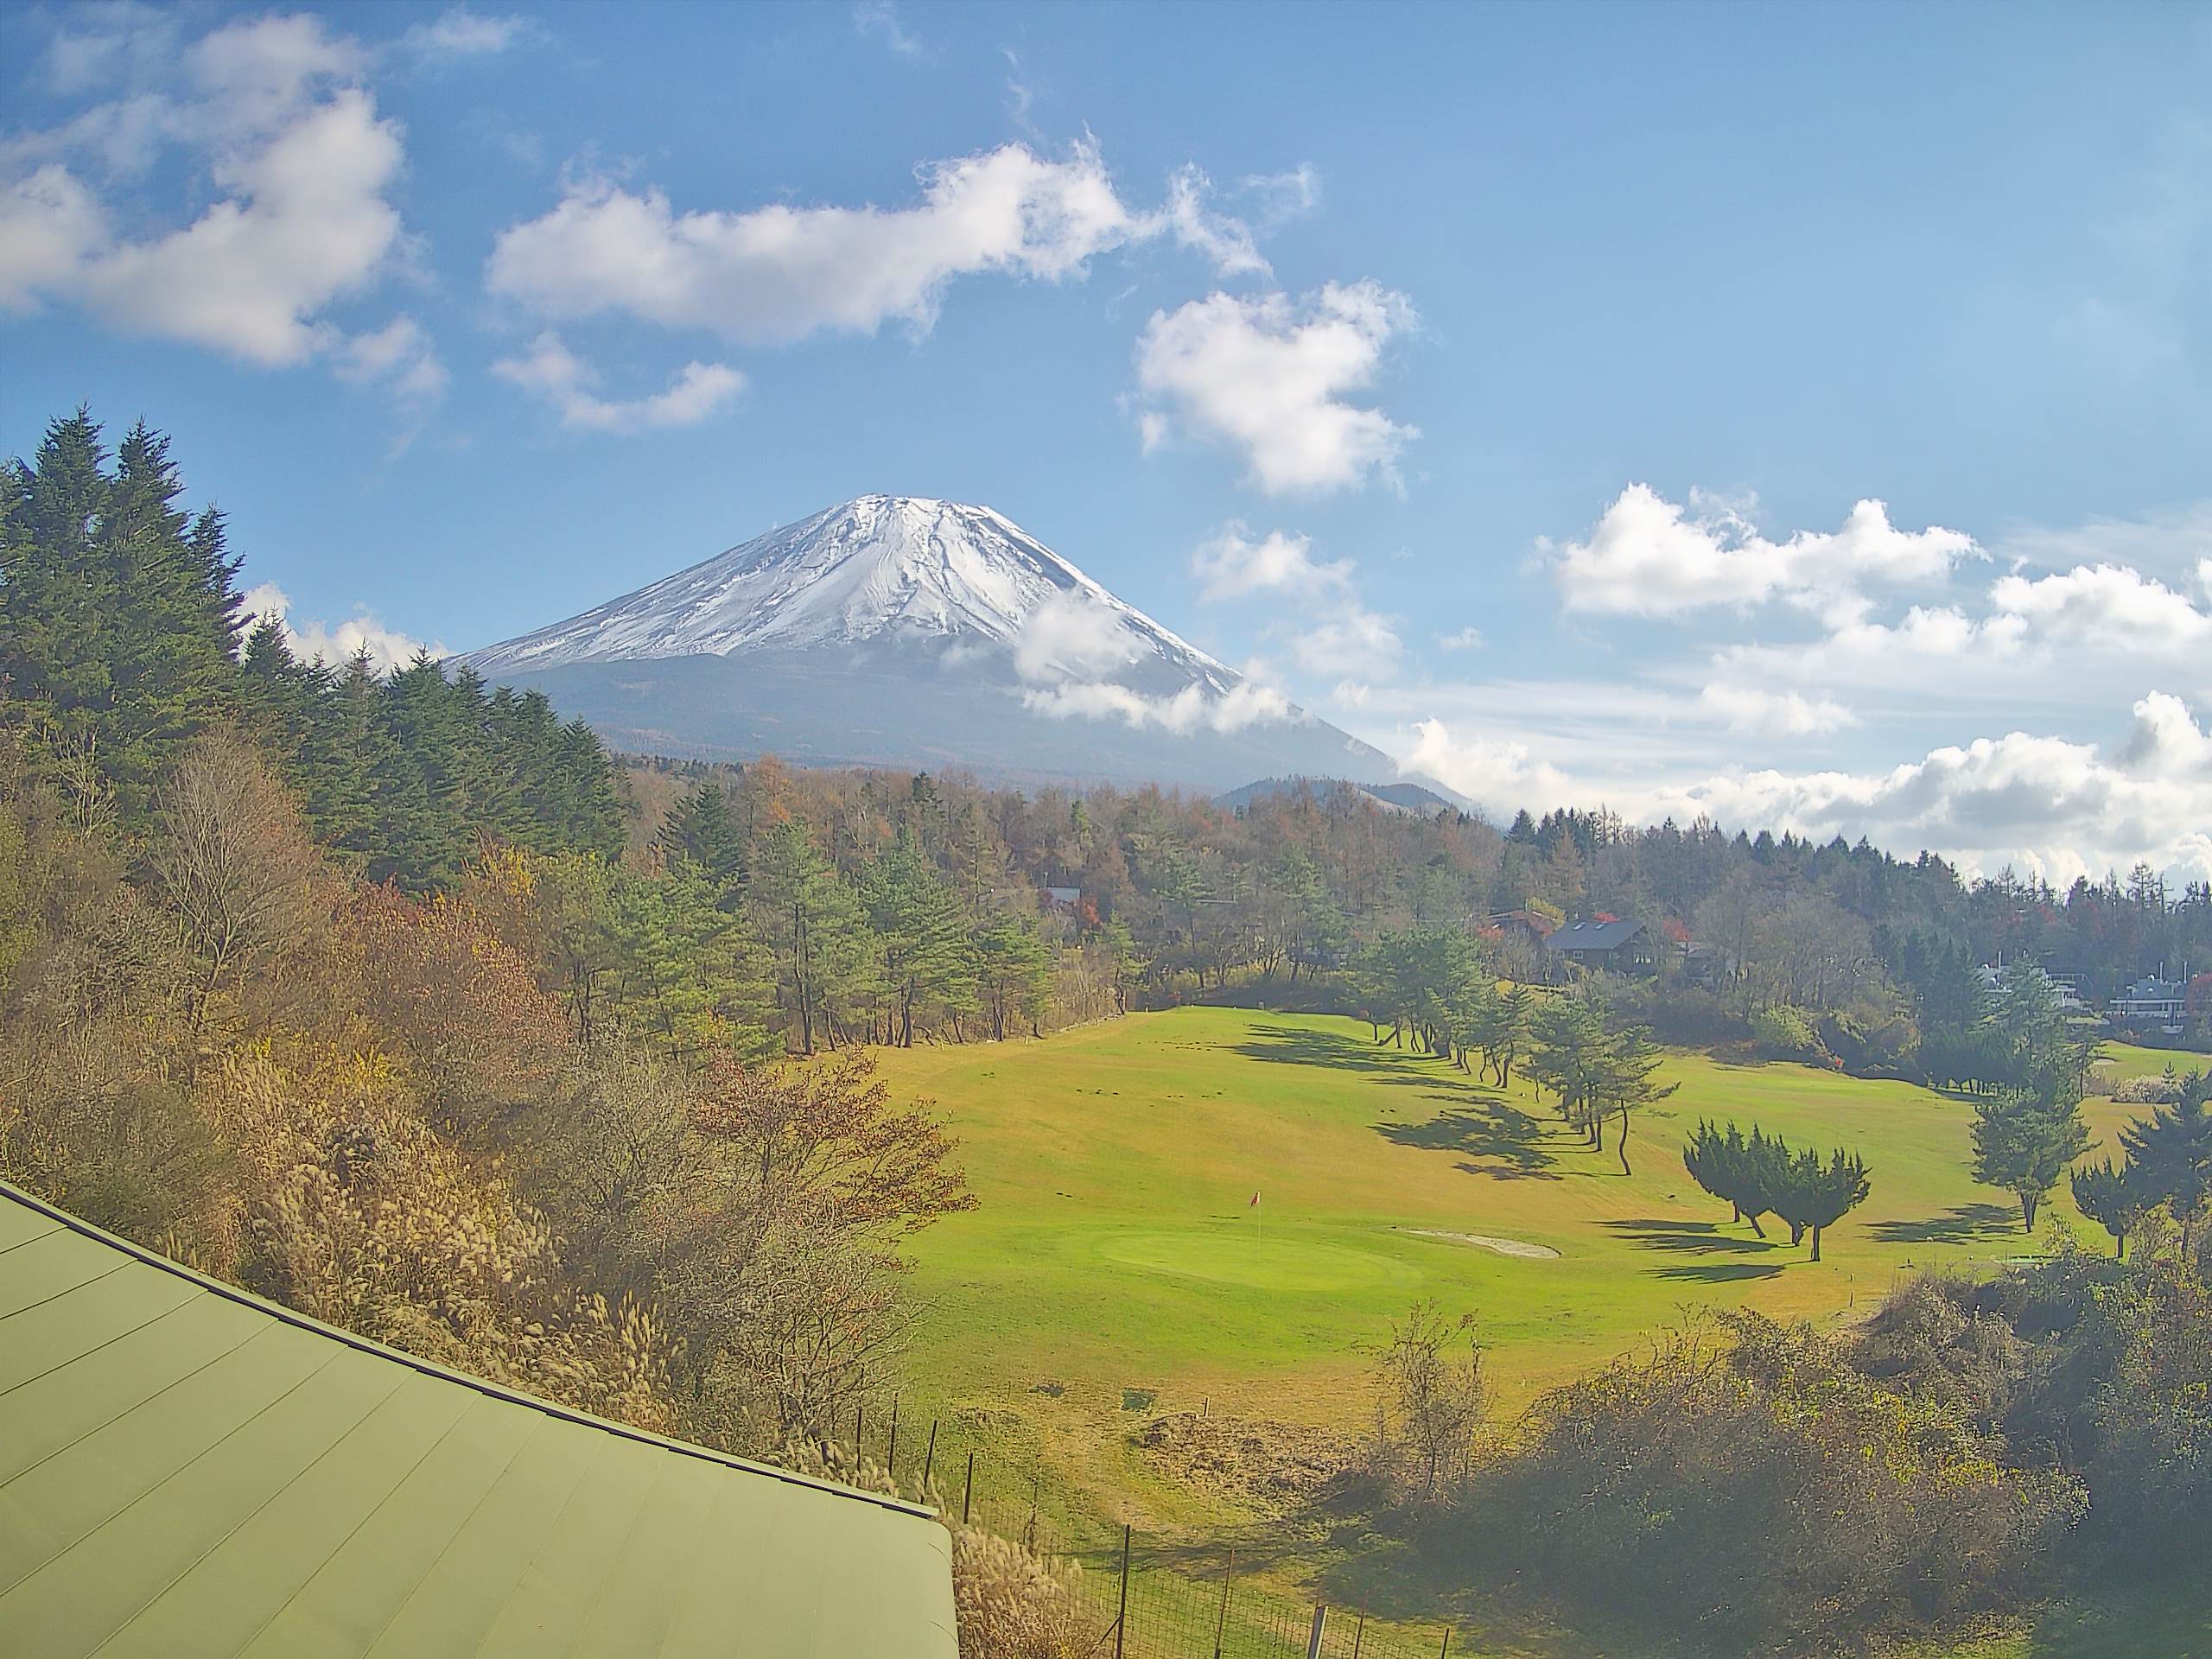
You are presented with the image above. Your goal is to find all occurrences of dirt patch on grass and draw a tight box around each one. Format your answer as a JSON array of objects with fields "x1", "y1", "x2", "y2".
[
  {"x1": 1131, "y1": 1411, "x2": 1351, "y2": 1511},
  {"x1": 1398, "y1": 1227, "x2": 1560, "y2": 1260}
]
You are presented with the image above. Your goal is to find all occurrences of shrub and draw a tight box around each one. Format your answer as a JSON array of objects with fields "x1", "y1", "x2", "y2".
[
  {"x1": 1445, "y1": 1310, "x2": 2083, "y2": 1650},
  {"x1": 2113, "y1": 1070, "x2": 2183, "y2": 1105},
  {"x1": 1749, "y1": 1004, "x2": 1826, "y2": 1063}
]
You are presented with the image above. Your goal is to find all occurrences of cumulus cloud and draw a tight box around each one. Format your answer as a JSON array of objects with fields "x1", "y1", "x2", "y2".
[
  {"x1": 1401, "y1": 720, "x2": 1580, "y2": 821},
  {"x1": 1438, "y1": 626, "x2": 1484, "y2": 652},
  {"x1": 1190, "y1": 524, "x2": 1350, "y2": 601},
  {"x1": 241, "y1": 582, "x2": 442, "y2": 674},
  {"x1": 1696, "y1": 683, "x2": 1859, "y2": 737},
  {"x1": 0, "y1": 11, "x2": 435, "y2": 397},
  {"x1": 1012, "y1": 590, "x2": 1141, "y2": 683},
  {"x1": 1023, "y1": 677, "x2": 1293, "y2": 735},
  {"x1": 1989, "y1": 562, "x2": 2212, "y2": 654},
  {"x1": 492, "y1": 331, "x2": 743, "y2": 432},
  {"x1": 1135, "y1": 281, "x2": 1418, "y2": 494},
  {"x1": 1398, "y1": 694, "x2": 2212, "y2": 883},
  {"x1": 1551, "y1": 484, "x2": 1976, "y2": 625},
  {"x1": 486, "y1": 140, "x2": 1274, "y2": 348},
  {"x1": 1293, "y1": 609, "x2": 1403, "y2": 681},
  {"x1": 0, "y1": 166, "x2": 105, "y2": 308}
]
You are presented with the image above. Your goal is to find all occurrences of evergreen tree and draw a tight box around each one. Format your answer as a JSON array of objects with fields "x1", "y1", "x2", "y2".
[
  {"x1": 1770, "y1": 1145, "x2": 1872, "y2": 1262},
  {"x1": 1972, "y1": 1089, "x2": 2091, "y2": 1234},
  {"x1": 747, "y1": 821, "x2": 874, "y2": 1054},
  {"x1": 2119, "y1": 1075, "x2": 2212, "y2": 1254},
  {"x1": 2069, "y1": 1158, "x2": 2147, "y2": 1259},
  {"x1": 860, "y1": 838, "x2": 976, "y2": 1046},
  {"x1": 975, "y1": 912, "x2": 1052, "y2": 1041}
]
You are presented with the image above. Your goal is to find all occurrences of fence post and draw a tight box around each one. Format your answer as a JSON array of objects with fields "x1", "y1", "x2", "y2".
[
  {"x1": 1212, "y1": 1548, "x2": 1235, "y2": 1659},
  {"x1": 1351, "y1": 1611, "x2": 1364, "y2": 1659},
  {"x1": 855, "y1": 1404, "x2": 864, "y2": 1465},
  {"x1": 887, "y1": 1396, "x2": 899, "y2": 1475},
  {"x1": 1439, "y1": 1628, "x2": 1452, "y2": 1657},
  {"x1": 961, "y1": 1452, "x2": 975, "y2": 1526},
  {"x1": 1305, "y1": 1605, "x2": 1327, "y2": 1659},
  {"x1": 1114, "y1": 1524, "x2": 1130, "y2": 1659},
  {"x1": 1025, "y1": 1466, "x2": 1041, "y2": 1551},
  {"x1": 922, "y1": 1420, "x2": 938, "y2": 1491}
]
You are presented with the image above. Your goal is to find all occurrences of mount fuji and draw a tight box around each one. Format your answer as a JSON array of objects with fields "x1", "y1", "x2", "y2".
[{"x1": 462, "y1": 496, "x2": 1422, "y2": 794}]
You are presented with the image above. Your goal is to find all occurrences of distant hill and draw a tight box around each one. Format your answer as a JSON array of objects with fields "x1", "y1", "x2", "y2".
[
  {"x1": 463, "y1": 495, "x2": 1421, "y2": 795},
  {"x1": 1217, "y1": 775, "x2": 1467, "y2": 817}
]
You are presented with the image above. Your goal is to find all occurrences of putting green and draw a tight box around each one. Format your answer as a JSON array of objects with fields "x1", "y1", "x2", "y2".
[{"x1": 1095, "y1": 1227, "x2": 1417, "y2": 1292}]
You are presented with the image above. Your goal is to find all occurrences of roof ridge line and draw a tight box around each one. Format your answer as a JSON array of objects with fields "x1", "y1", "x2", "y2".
[{"x1": 0, "y1": 1180, "x2": 938, "y2": 1525}]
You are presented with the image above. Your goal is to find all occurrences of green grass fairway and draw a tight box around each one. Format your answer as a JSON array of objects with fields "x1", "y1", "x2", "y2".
[
  {"x1": 874, "y1": 1007, "x2": 2144, "y2": 1448},
  {"x1": 869, "y1": 1008, "x2": 2191, "y2": 1654}
]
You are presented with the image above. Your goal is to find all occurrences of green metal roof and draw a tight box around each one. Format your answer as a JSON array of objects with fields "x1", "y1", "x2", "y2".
[{"x1": 0, "y1": 1181, "x2": 958, "y2": 1658}]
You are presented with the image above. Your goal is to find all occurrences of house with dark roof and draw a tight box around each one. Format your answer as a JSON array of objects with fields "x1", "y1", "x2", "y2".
[{"x1": 1543, "y1": 918, "x2": 1659, "y2": 976}]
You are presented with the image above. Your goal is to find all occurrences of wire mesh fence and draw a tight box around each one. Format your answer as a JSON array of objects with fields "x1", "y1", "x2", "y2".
[{"x1": 838, "y1": 1402, "x2": 1459, "y2": 1659}]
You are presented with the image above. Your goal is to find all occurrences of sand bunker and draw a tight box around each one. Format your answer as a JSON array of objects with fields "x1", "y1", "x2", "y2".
[{"x1": 1398, "y1": 1227, "x2": 1560, "y2": 1260}]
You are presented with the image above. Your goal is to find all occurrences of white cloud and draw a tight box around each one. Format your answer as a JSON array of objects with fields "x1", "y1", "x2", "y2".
[
  {"x1": 1989, "y1": 563, "x2": 2212, "y2": 654},
  {"x1": 401, "y1": 8, "x2": 530, "y2": 60},
  {"x1": 1696, "y1": 683, "x2": 1859, "y2": 737},
  {"x1": 1438, "y1": 626, "x2": 1484, "y2": 652},
  {"x1": 1644, "y1": 696, "x2": 2212, "y2": 886},
  {"x1": 1, "y1": 12, "x2": 433, "y2": 398},
  {"x1": 1242, "y1": 165, "x2": 1320, "y2": 229},
  {"x1": 487, "y1": 141, "x2": 1198, "y2": 345},
  {"x1": 1190, "y1": 524, "x2": 1349, "y2": 601},
  {"x1": 1012, "y1": 590, "x2": 1141, "y2": 683},
  {"x1": 334, "y1": 315, "x2": 448, "y2": 404},
  {"x1": 1135, "y1": 281, "x2": 1418, "y2": 494},
  {"x1": 1401, "y1": 720, "x2": 1580, "y2": 821},
  {"x1": 492, "y1": 331, "x2": 744, "y2": 433},
  {"x1": 1293, "y1": 607, "x2": 1402, "y2": 681},
  {"x1": 83, "y1": 89, "x2": 404, "y2": 365},
  {"x1": 1551, "y1": 484, "x2": 1977, "y2": 624},
  {"x1": 1023, "y1": 677, "x2": 1293, "y2": 735},
  {"x1": 853, "y1": 1, "x2": 926, "y2": 58},
  {"x1": 1995, "y1": 501, "x2": 2212, "y2": 584},
  {"x1": 1400, "y1": 694, "x2": 2212, "y2": 884},
  {"x1": 0, "y1": 165, "x2": 105, "y2": 308},
  {"x1": 241, "y1": 582, "x2": 442, "y2": 674},
  {"x1": 1159, "y1": 165, "x2": 1268, "y2": 278}
]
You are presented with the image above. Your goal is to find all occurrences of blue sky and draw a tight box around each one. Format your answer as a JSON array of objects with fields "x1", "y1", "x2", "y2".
[{"x1": 4, "y1": 0, "x2": 2211, "y2": 882}]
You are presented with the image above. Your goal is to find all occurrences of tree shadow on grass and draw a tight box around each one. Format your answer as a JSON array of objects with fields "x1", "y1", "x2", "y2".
[
  {"x1": 1601, "y1": 1220, "x2": 1789, "y2": 1282},
  {"x1": 1600, "y1": 1217, "x2": 1781, "y2": 1255},
  {"x1": 1374, "y1": 1098, "x2": 1561, "y2": 1180},
  {"x1": 1231, "y1": 1021, "x2": 1471, "y2": 1084},
  {"x1": 1653, "y1": 1261, "x2": 1786, "y2": 1282},
  {"x1": 1867, "y1": 1202, "x2": 2017, "y2": 1245}
]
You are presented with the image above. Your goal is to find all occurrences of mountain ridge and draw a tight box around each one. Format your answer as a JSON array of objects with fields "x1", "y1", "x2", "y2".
[{"x1": 462, "y1": 497, "x2": 1426, "y2": 796}]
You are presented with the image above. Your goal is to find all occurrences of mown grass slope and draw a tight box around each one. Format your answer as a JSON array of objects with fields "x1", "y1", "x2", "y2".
[{"x1": 875, "y1": 1007, "x2": 2149, "y2": 1427}]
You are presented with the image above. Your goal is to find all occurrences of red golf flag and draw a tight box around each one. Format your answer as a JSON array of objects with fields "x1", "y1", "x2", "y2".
[{"x1": 1249, "y1": 1192, "x2": 1260, "y2": 1207}]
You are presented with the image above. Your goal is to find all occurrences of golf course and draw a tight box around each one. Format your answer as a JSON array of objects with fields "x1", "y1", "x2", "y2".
[
  {"x1": 864, "y1": 1007, "x2": 2209, "y2": 1656},
  {"x1": 879, "y1": 1007, "x2": 2151, "y2": 1441}
]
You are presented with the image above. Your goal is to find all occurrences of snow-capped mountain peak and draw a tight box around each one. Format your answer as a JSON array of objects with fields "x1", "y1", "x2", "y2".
[{"x1": 464, "y1": 495, "x2": 1232, "y2": 692}]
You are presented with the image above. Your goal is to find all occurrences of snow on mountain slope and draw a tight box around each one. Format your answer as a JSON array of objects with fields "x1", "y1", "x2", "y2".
[
  {"x1": 465, "y1": 495, "x2": 1235, "y2": 693},
  {"x1": 463, "y1": 495, "x2": 1423, "y2": 793}
]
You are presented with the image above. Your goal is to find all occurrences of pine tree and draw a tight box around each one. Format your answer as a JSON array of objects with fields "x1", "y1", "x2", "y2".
[
  {"x1": 860, "y1": 838, "x2": 976, "y2": 1045},
  {"x1": 747, "y1": 820, "x2": 874, "y2": 1054},
  {"x1": 2119, "y1": 1076, "x2": 2212, "y2": 1253}
]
